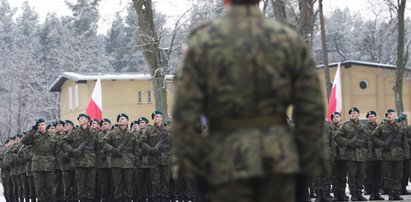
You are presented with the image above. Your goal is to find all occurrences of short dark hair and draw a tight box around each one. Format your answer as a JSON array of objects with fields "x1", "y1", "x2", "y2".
[{"x1": 231, "y1": 0, "x2": 260, "y2": 4}]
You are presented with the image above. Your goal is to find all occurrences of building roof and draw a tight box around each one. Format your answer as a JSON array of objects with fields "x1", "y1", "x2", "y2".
[
  {"x1": 50, "y1": 72, "x2": 175, "y2": 92},
  {"x1": 316, "y1": 60, "x2": 397, "y2": 69}
]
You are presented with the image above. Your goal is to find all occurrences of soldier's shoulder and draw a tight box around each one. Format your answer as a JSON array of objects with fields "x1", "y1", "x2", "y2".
[{"x1": 188, "y1": 21, "x2": 213, "y2": 38}]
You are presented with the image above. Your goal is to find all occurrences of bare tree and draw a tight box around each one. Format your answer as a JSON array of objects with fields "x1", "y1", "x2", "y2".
[
  {"x1": 318, "y1": 0, "x2": 331, "y2": 99},
  {"x1": 386, "y1": 0, "x2": 408, "y2": 113}
]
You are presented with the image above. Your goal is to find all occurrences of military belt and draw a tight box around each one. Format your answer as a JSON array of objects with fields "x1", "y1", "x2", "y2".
[{"x1": 211, "y1": 115, "x2": 286, "y2": 130}]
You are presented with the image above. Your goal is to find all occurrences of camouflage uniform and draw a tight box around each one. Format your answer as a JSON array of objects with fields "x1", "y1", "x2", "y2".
[
  {"x1": 100, "y1": 127, "x2": 137, "y2": 201},
  {"x1": 141, "y1": 124, "x2": 172, "y2": 201},
  {"x1": 401, "y1": 125, "x2": 411, "y2": 193},
  {"x1": 135, "y1": 128, "x2": 152, "y2": 201},
  {"x1": 335, "y1": 119, "x2": 368, "y2": 199},
  {"x1": 62, "y1": 126, "x2": 99, "y2": 201},
  {"x1": 364, "y1": 121, "x2": 384, "y2": 200},
  {"x1": 17, "y1": 144, "x2": 33, "y2": 202},
  {"x1": 97, "y1": 130, "x2": 113, "y2": 202},
  {"x1": 54, "y1": 131, "x2": 65, "y2": 201},
  {"x1": 9, "y1": 141, "x2": 24, "y2": 202},
  {"x1": 371, "y1": 120, "x2": 409, "y2": 198},
  {"x1": 312, "y1": 121, "x2": 332, "y2": 198},
  {"x1": 0, "y1": 144, "x2": 13, "y2": 202},
  {"x1": 172, "y1": 5, "x2": 326, "y2": 202},
  {"x1": 329, "y1": 121, "x2": 348, "y2": 199},
  {"x1": 60, "y1": 131, "x2": 77, "y2": 201},
  {"x1": 21, "y1": 130, "x2": 58, "y2": 202}
]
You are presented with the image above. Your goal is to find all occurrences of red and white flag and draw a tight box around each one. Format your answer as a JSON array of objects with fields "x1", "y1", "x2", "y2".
[
  {"x1": 327, "y1": 63, "x2": 342, "y2": 123},
  {"x1": 85, "y1": 77, "x2": 102, "y2": 120}
]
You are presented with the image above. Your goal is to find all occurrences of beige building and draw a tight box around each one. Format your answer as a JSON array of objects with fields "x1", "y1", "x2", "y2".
[
  {"x1": 317, "y1": 60, "x2": 411, "y2": 121},
  {"x1": 50, "y1": 72, "x2": 174, "y2": 123}
]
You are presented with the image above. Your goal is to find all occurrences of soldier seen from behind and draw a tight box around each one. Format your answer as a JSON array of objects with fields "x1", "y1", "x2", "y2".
[{"x1": 171, "y1": 0, "x2": 327, "y2": 201}]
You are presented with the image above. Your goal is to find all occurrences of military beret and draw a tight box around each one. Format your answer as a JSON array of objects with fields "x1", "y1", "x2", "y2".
[
  {"x1": 137, "y1": 117, "x2": 149, "y2": 124},
  {"x1": 65, "y1": 120, "x2": 74, "y2": 126},
  {"x1": 100, "y1": 118, "x2": 111, "y2": 126},
  {"x1": 10, "y1": 136, "x2": 15, "y2": 140},
  {"x1": 130, "y1": 120, "x2": 139, "y2": 128},
  {"x1": 22, "y1": 131, "x2": 28, "y2": 135},
  {"x1": 4, "y1": 139, "x2": 9, "y2": 144},
  {"x1": 366, "y1": 111, "x2": 377, "y2": 118},
  {"x1": 56, "y1": 120, "x2": 65, "y2": 126},
  {"x1": 89, "y1": 118, "x2": 100, "y2": 125},
  {"x1": 36, "y1": 118, "x2": 46, "y2": 126},
  {"x1": 46, "y1": 123, "x2": 55, "y2": 130},
  {"x1": 77, "y1": 113, "x2": 90, "y2": 121},
  {"x1": 117, "y1": 113, "x2": 129, "y2": 122},
  {"x1": 330, "y1": 112, "x2": 341, "y2": 120},
  {"x1": 112, "y1": 123, "x2": 119, "y2": 129},
  {"x1": 348, "y1": 107, "x2": 360, "y2": 115},
  {"x1": 385, "y1": 109, "x2": 396, "y2": 117},
  {"x1": 151, "y1": 110, "x2": 163, "y2": 119},
  {"x1": 16, "y1": 133, "x2": 22, "y2": 138}
]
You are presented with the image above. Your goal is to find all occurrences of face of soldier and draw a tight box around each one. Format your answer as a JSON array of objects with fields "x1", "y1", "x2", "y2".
[
  {"x1": 139, "y1": 121, "x2": 147, "y2": 129},
  {"x1": 56, "y1": 124, "x2": 64, "y2": 132},
  {"x1": 349, "y1": 111, "x2": 359, "y2": 121},
  {"x1": 118, "y1": 117, "x2": 129, "y2": 127},
  {"x1": 48, "y1": 126, "x2": 56, "y2": 133},
  {"x1": 101, "y1": 122, "x2": 111, "y2": 131},
  {"x1": 386, "y1": 112, "x2": 396, "y2": 122},
  {"x1": 78, "y1": 117, "x2": 89, "y2": 127},
  {"x1": 132, "y1": 124, "x2": 140, "y2": 132},
  {"x1": 367, "y1": 115, "x2": 377, "y2": 123},
  {"x1": 38, "y1": 122, "x2": 46, "y2": 133},
  {"x1": 90, "y1": 121, "x2": 100, "y2": 129},
  {"x1": 332, "y1": 115, "x2": 341, "y2": 124},
  {"x1": 64, "y1": 124, "x2": 73, "y2": 132},
  {"x1": 153, "y1": 114, "x2": 163, "y2": 125}
]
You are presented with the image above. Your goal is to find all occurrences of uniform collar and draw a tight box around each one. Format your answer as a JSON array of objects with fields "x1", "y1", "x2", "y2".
[{"x1": 225, "y1": 5, "x2": 263, "y2": 18}]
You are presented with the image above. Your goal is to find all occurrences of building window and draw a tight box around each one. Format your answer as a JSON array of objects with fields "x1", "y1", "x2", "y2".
[
  {"x1": 137, "y1": 91, "x2": 142, "y2": 104},
  {"x1": 359, "y1": 81, "x2": 368, "y2": 89},
  {"x1": 147, "y1": 90, "x2": 152, "y2": 103},
  {"x1": 68, "y1": 87, "x2": 73, "y2": 110},
  {"x1": 74, "y1": 85, "x2": 79, "y2": 108}
]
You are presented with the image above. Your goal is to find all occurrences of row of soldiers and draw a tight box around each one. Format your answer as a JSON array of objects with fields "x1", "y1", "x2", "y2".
[
  {"x1": 311, "y1": 107, "x2": 411, "y2": 201},
  {"x1": 0, "y1": 111, "x2": 199, "y2": 202}
]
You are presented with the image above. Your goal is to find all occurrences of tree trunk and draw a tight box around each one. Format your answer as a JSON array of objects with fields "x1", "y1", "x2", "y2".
[
  {"x1": 318, "y1": 0, "x2": 331, "y2": 99},
  {"x1": 132, "y1": 0, "x2": 169, "y2": 118},
  {"x1": 271, "y1": 0, "x2": 287, "y2": 23},
  {"x1": 394, "y1": 0, "x2": 406, "y2": 114},
  {"x1": 298, "y1": 0, "x2": 316, "y2": 49}
]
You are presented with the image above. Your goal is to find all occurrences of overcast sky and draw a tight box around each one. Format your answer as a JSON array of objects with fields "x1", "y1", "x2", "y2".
[{"x1": 6, "y1": 0, "x2": 384, "y2": 34}]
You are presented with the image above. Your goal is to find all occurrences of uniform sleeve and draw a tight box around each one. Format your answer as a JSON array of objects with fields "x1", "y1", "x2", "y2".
[
  {"x1": 100, "y1": 131, "x2": 115, "y2": 152},
  {"x1": 171, "y1": 33, "x2": 208, "y2": 179},
  {"x1": 402, "y1": 127, "x2": 410, "y2": 159},
  {"x1": 290, "y1": 37, "x2": 327, "y2": 176},
  {"x1": 61, "y1": 131, "x2": 75, "y2": 153},
  {"x1": 20, "y1": 130, "x2": 36, "y2": 145},
  {"x1": 334, "y1": 125, "x2": 353, "y2": 147},
  {"x1": 371, "y1": 126, "x2": 387, "y2": 148}
]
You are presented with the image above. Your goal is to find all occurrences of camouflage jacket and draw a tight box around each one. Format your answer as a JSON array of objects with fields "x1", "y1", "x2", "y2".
[
  {"x1": 18, "y1": 145, "x2": 34, "y2": 176},
  {"x1": 60, "y1": 132, "x2": 75, "y2": 171},
  {"x1": 8, "y1": 142, "x2": 23, "y2": 175},
  {"x1": 97, "y1": 130, "x2": 110, "y2": 168},
  {"x1": 406, "y1": 125, "x2": 411, "y2": 159},
  {"x1": 141, "y1": 124, "x2": 171, "y2": 166},
  {"x1": 172, "y1": 5, "x2": 326, "y2": 184},
  {"x1": 62, "y1": 126, "x2": 99, "y2": 168},
  {"x1": 101, "y1": 127, "x2": 136, "y2": 168},
  {"x1": 53, "y1": 131, "x2": 66, "y2": 170},
  {"x1": 328, "y1": 122, "x2": 342, "y2": 160},
  {"x1": 371, "y1": 121, "x2": 409, "y2": 161},
  {"x1": 364, "y1": 122, "x2": 379, "y2": 160},
  {"x1": 21, "y1": 130, "x2": 57, "y2": 172},
  {"x1": 0, "y1": 146, "x2": 12, "y2": 178},
  {"x1": 335, "y1": 119, "x2": 368, "y2": 161}
]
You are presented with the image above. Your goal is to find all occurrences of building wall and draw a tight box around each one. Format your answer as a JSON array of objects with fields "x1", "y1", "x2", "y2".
[
  {"x1": 60, "y1": 79, "x2": 175, "y2": 124},
  {"x1": 317, "y1": 64, "x2": 411, "y2": 121}
]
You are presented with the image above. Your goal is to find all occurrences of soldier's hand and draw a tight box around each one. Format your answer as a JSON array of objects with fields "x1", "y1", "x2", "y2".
[{"x1": 111, "y1": 148, "x2": 122, "y2": 157}]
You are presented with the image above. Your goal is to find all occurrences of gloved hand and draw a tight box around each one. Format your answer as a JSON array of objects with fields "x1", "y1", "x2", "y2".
[{"x1": 32, "y1": 125, "x2": 38, "y2": 131}]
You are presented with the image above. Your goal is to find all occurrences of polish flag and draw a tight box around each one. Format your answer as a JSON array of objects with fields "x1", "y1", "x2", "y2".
[
  {"x1": 327, "y1": 63, "x2": 342, "y2": 123},
  {"x1": 85, "y1": 78, "x2": 102, "y2": 120}
]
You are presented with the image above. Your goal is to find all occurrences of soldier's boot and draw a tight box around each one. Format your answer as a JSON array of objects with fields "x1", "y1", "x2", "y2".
[
  {"x1": 333, "y1": 191, "x2": 348, "y2": 201},
  {"x1": 342, "y1": 191, "x2": 349, "y2": 201},
  {"x1": 350, "y1": 191, "x2": 359, "y2": 201},
  {"x1": 387, "y1": 190, "x2": 395, "y2": 200},
  {"x1": 393, "y1": 190, "x2": 403, "y2": 200},
  {"x1": 314, "y1": 190, "x2": 332, "y2": 202},
  {"x1": 326, "y1": 190, "x2": 333, "y2": 200},
  {"x1": 30, "y1": 197, "x2": 36, "y2": 202},
  {"x1": 309, "y1": 187, "x2": 316, "y2": 198},
  {"x1": 356, "y1": 191, "x2": 367, "y2": 201}
]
